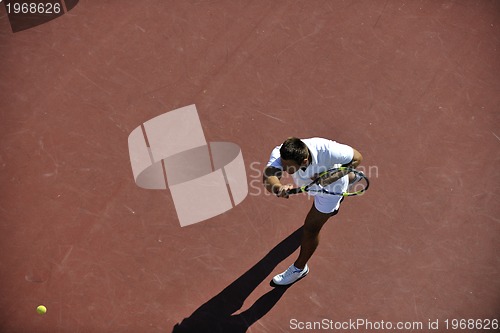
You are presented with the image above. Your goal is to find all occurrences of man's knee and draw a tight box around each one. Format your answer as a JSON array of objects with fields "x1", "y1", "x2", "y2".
[
  {"x1": 303, "y1": 223, "x2": 322, "y2": 237},
  {"x1": 304, "y1": 210, "x2": 330, "y2": 234}
]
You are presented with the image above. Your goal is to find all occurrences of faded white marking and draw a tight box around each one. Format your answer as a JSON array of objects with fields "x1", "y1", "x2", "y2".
[{"x1": 256, "y1": 110, "x2": 286, "y2": 123}]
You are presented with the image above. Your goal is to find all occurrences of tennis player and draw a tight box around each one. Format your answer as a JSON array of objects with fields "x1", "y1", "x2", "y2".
[{"x1": 263, "y1": 137, "x2": 363, "y2": 285}]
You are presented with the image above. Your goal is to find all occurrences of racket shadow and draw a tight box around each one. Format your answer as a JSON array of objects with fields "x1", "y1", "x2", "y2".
[{"x1": 172, "y1": 227, "x2": 303, "y2": 333}]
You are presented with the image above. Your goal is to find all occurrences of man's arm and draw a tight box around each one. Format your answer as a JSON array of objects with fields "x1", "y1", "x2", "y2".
[
  {"x1": 263, "y1": 166, "x2": 282, "y2": 195},
  {"x1": 343, "y1": 148, "x2": 363, "y2": 168},
  {"x1": 263, "y1": 166, "x2": 293, "y2": 197},
  {"x1": 318, "y1": 148, "x2": 363, "y2": 186}
]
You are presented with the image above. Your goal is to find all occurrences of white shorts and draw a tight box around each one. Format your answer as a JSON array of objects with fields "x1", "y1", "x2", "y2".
[{"x1": 314, "y1": 195, "x2": 343, "y2": 214}]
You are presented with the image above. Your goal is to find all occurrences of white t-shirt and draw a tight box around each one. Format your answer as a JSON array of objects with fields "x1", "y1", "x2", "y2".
[{"x1": 266, "y1": 137, "x2": 354, "y2": 196}]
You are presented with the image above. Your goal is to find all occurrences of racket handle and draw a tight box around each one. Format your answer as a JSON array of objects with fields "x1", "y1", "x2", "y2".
[{"x1": 286, "y1": 188, "x2": 303, "y2": 195}]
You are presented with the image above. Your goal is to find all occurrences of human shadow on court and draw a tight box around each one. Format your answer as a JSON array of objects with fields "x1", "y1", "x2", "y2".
[{"x1": 172, "y1": 227, "x2": 303, "y2": 333}]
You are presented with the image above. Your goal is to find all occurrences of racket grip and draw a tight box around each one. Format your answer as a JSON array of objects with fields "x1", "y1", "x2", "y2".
[{"x1": 286, "y1": 188, "x2": 303, "y2": 195}]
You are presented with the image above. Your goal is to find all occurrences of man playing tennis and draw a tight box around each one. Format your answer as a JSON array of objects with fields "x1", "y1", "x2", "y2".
[{"x1": 263, "y1": 137, "x2": 363, "y2": 285}]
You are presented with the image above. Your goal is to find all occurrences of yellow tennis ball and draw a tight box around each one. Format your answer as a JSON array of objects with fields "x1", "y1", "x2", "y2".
[{"x1": 36, "y1": 305, "x2": 47, "y2": 315}]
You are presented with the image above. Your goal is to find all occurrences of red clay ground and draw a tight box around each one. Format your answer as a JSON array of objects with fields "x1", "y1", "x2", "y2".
[{"x1": 1, "y1": 1, "x2": 499, "y2": 332}]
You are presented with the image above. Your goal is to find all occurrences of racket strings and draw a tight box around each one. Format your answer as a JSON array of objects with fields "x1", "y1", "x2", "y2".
[{"x1": 346, "y1": 171, "x2": 369, "y2": 195}]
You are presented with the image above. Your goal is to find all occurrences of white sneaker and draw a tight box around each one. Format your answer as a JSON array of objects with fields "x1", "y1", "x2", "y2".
[{"x1": 272, "y1": 264, "x2": 309, "y2": 286}]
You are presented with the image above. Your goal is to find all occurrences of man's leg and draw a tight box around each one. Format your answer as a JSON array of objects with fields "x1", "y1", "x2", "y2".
[
  {"x1": 293, "y1": 202, "x2": 332, "y2": 270},
  {"x1": 272, "y1": 197, "x2": 342, "y2": 286}
]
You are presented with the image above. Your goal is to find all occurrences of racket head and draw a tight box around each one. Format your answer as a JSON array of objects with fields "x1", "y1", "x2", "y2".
[{"x1": 342, "y1": 168, "x2": 369, "y2": 196}]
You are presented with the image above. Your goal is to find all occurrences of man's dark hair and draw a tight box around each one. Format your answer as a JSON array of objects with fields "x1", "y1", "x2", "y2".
[{"x1": 280, "y1": 137, "x2": 308, "y2": 164}]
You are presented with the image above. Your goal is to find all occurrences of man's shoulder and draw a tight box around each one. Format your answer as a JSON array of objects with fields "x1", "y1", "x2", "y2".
[{"x1": 302, "y1": 137, "x2": 334, "y2": 148}]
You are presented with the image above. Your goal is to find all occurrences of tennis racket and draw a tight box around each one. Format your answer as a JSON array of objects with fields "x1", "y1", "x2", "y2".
[{"x1": 286, "y1": 167, "x2": 369, "y2": 197}]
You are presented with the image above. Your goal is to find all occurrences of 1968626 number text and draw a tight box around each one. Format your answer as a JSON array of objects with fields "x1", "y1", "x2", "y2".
[
  {"x1": 5, "y1": 2, "x2": 62, "y2": 14},
  {"x1": 445, "y1": 318, "x2": 498, "y2": 330}
]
